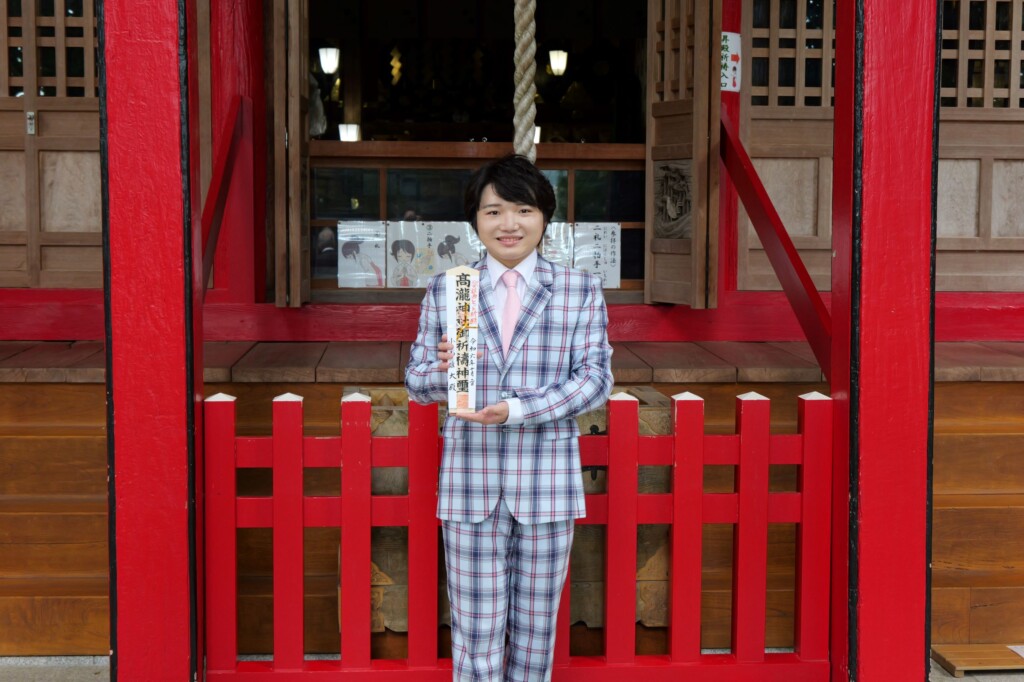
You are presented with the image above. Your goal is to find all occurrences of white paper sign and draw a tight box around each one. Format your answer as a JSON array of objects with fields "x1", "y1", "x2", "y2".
[
  {"x1": 721, "y1": 32, "x2": 741, "y2": 93},
  {"x1": 573, "y1": 222, "x2": 621, "y2": 289},
  {"x1": 445, "y1": 266, "x2": 480, "y2": 414}
]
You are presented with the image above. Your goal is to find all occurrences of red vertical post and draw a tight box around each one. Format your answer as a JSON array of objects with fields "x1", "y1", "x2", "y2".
[
  {"x1": 204, "y1": 394, "x2": 238, "y2": 673},
  {"x1": 407, "y1": 400, "x2": 439, "y2": 667},
  {"x1": 732, "y1": 392, "x2": 769, "y2": 662},
  {"x1": 794, "y1": 392, "x2": 832, "y2": 661},
  {"x1": 604, "y1": 393, "x2": 639, "y2": 666},
  {"x1": 273, "y1": 393, "x2": 305, "y2": 670},
  {"x1": 849, "y1": 2, "x2": 936, "y2": 679},
  {"x1": 718, "y1": 0, "x2": 743, "y2": 295},
  {"x1": 105, "y1": 1, "x2": 201, "y2": 679},
  {"x1": 669, "y1": 392, "x2": 704, "y2": 662},
  {"x1": 341, "y1": 393, "x2": 373, "y2": 668},
  {"x1": 830, "y1": 0, "x2": 856, "y2": 676}
]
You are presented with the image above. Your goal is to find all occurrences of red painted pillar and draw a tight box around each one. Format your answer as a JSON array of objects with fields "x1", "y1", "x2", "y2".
[
  {"x1": 105, "y1": 0, "x2": 203, "y2": 679},
  {"x1": 832, "y1": 1, "x2": 936, "y2": 680}
]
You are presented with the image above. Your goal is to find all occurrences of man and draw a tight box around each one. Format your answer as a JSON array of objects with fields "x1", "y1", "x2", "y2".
[{"x1": 406, "y1": 154, "x2": 614, "y2": 681}]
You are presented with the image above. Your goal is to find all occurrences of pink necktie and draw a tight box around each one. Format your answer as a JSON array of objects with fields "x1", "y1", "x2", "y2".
[{"x1": 500, "y1": 270, "x2": 521, "y2": 355}]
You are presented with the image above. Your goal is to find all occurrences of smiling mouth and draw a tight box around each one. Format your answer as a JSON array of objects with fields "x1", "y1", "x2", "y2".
[{"x1": 498, "y1": 236, "x2": 521, "y2": 245}]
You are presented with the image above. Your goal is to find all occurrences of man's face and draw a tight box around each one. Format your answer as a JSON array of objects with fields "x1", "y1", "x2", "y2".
[{"x1": 475, "y1": 184, "x2": 545, "y2": 269}]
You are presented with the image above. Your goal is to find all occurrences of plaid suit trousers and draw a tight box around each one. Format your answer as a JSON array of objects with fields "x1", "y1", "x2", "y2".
[{"x1": 442, "y1": 495, "x2": 573, "y2": 682}]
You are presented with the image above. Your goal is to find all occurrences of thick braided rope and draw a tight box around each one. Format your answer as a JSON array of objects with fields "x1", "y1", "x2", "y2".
[{"x1": 513, "y1": 0, "x2": 537, "y2": 162}]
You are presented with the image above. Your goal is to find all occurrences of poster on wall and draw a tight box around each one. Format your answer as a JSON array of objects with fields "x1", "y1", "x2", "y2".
[
  {"x1": 336, "y1": 221, "x2": 387, "y2": 288},
  {"x1": 540, "y1": 221, "x2": 574, "y2": 266},
  {"x1": 385, "y1": 221, "x2": 435, "y2": 288},
  {"x1": 573, "y1": 222, "x2": 621, "y2": 289},
  {"x1": 427, "y1": 222, "x2": 484, "y2": 272}
]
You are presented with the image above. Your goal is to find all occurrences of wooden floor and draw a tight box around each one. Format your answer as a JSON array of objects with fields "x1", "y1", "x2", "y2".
[
  {"x1": 1, "y1": 340, "x2": 1023, "y2": 655},
  {"x1": 2, "y1": 340, "x2": 1024, "y2": 385}
]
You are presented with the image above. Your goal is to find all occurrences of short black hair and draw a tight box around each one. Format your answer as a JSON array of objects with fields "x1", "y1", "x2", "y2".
[{"x1": 464, "y1": 154, "x2": 556, "y2": 231}]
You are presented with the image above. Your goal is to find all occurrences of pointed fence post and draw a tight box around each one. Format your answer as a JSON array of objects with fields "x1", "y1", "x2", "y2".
[
  {"x1": 407, "y1": 400, "x2": 440, "y2": 667},
  {"x1": 272, "y1": 393, "x2": 305, "y2": 670},
  {"x1": 796, "y1": 391, "x2": 833, "y2": 661},
  {"x1": 605, "y1": 392, "x2": 639, "y2": 665},
  {"x1": 204, "y1": 393, "x2": 238, "y2": 673},
  {"x1": 670, "y1": 391, "x2": 705, "y2": 662},
  {"x1": 340, "y1": 392, "x2": 372, "y2": 668},
  {"x1": 732, "y1": 392, "x2": 770, "y2": 662}
]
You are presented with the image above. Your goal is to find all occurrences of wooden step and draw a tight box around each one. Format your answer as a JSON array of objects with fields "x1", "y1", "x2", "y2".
[
  {"x1": 932, "y1": 643, "x2": 1024, "y2": 678},
  {"x1": 0, "y1": 496, "x2": 108, "y2": 576},
  {"x1": 0, "y1": 576, "x2": 108, "y2": 655}
]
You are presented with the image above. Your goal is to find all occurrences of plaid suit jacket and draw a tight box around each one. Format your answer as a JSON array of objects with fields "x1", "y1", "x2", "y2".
[{"x1": 405, "y1": 256, "x2": 614, "y2": 524}]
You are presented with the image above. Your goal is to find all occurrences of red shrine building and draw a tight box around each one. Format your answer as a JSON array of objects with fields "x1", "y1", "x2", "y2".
[{"x1": 1, "y1": 0, "x2": 1022, "y2": 680}]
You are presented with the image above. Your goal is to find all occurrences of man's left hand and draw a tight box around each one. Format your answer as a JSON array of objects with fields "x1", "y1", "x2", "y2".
[{"x1": 455, "y1": 401, "x2": 509, "y2": 425}]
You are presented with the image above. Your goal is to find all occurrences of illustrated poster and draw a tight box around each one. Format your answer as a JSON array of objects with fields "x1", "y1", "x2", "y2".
[
  {"x1": 385, "y1": 221, "x2": 437, "y2": 288},
  {"x1": 445, "y1": 266, "x2": 480, "y2": 414},
  {"x1": 426, "y1": 221, "x2": 483, "y2": 273},
  {"x1": 337, "y1": 221, "x2": 387, "y2": 288},
  {"x1": 573, "y1": 222, "x2": 621, "y2": 289}
]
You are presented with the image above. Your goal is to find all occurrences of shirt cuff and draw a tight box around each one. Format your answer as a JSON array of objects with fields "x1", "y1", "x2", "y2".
[{"x1": 503, "y1": 398, "x2": 524, "y2": 425}]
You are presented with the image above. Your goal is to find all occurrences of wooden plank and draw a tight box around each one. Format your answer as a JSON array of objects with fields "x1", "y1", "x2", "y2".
[
  {"x1": 932, "y1": 501, "x2": 1024, "y2": 588},
  {"x1": 934, "y1": 342, "x2": 1024, "y2": 382},
  {"x1": 0, "y1": 589, "x2": 109, "y2": 655},
  {"x1": 203, "y1": 341, "x2": 256, "y2": 383},
  {"x1": 968, "y1": 587, "x2": 1024, "y2": 643},
  {"x1": 0, "y1": 434, "x2": 106, "y2": 496},
  {"x1": 696, "y1": 341, "x2": 821, "y2": 382},
  {"x1": 0, "y1": 342, "x2": 36, "y2": 362},
  {"x1": 623, "y1": 342, "x2": 736, "y2": 382},
  {"x1": 65, "y1": 341, "x2": 105, "y2": 383},
  {"x1": 934, "y1": 433, "x2": 1024, "y2": 494},
  {"x1": 932, "y1": 644, "x2": 1024, "y2": 678},
  {"x1": 610, "y1": 342, "x2": 654, "y2": 383},
  {"x1": 0, "y1": 341, "x2": 104, "y2": 382},
  {"x1": 931, "y1": 587, "x2": 970, "y2": 644},
  {"x1": 0, "y1": 503, "x2": 107, "y2": 575},
  {"x1": 626, "y1": 385, "x2": 670, "y2": 406},
  {"x1": 317, "y1": 341, "x2": 402, "y2": 383},
  {"x1": 231, "y1": 342, "x2": 326, "y2": 382}
]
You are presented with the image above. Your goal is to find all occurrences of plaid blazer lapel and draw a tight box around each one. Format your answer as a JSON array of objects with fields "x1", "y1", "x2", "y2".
[{"x1": 475, "y1": 261, "x2": 506, "y2": 372}]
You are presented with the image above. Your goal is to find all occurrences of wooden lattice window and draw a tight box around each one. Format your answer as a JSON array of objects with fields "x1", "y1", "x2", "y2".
[
  {"x1": 940, "y1": 0, "x2": 1024, "y2": 108},
  {"x1": 0, "y1": 0, "x2": 100, "y2": 289},
  {"x1": 3, "y1": 0, "x2": 98, "y2": 98},
  {"x1": 749, "y1": 0, "x2": 835, "y2": 107}
]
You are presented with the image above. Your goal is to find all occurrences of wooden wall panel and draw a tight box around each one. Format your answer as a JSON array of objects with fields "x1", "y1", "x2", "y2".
[
  {"x1": 0, "y1": 152, "x2": 26, "y2": 230},
  {"x1": 740, "y1": 0, "x2": 1024, "y2": 294},
  {"x1": 40, "y1": 151, "x2": 102, "y2": 232}
]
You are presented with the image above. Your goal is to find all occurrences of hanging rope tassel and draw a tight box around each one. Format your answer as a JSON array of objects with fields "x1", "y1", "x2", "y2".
[{"x1": 513, "y1": 0, "x2": 538, "y2": 163}]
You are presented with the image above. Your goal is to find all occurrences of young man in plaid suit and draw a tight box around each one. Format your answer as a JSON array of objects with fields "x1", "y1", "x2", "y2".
[{"x1": 406, "y1": 154, "x2": 614, "y2": 681}]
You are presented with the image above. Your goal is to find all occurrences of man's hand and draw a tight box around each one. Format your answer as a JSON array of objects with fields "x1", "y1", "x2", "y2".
[
  {"x1": 436, "y1": 334, "x2": 454, "y2": 372},
  {"x1": 455, "y1": 401, "x2": 510, "y2": 425}
]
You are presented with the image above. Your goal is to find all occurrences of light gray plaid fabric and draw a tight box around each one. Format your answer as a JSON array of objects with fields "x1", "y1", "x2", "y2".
[
  {"x1": 406, "y1": 257, "x2": 614, "y2": 524},
  {"x1": 443, "y1": 496, "x2": 573, "y2": 682}
]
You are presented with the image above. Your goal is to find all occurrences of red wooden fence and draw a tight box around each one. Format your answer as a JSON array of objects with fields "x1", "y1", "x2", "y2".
[{"x1": 204, "y1": 390, "x2": 832, "y2": 681}]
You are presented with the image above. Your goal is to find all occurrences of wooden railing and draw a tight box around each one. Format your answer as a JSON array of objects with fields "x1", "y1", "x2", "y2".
[
  {"x1": 204, "y1": 390, "x2": 833, "y2": 680},
  {"x1": 720, "y1": 116, "x2": 833, "y2": 375}
]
